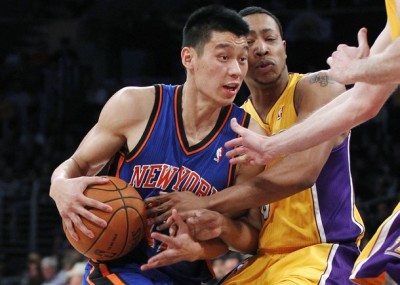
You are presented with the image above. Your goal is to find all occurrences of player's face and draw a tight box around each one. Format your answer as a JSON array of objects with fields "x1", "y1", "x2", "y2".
[
  {"x1": 243, "y1": 13, "x2": 287, "y2": 86},
  {"x1": 192, "y1": 31, "x2": 248, "y2": 106}
]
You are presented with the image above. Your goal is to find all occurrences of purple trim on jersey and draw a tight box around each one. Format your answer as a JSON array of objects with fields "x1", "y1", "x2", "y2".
[
  {"x1": 354, "y1": 210, "x2": 400, "y2": 283},
  {"x1": 315, "y1": 135, "x2": 364, "y2": 243},
  {"x1": 323, "y1": 244, "x2": 360, "y2": 285}
]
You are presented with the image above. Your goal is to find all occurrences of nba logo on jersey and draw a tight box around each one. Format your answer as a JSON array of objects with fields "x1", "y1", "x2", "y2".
[
  {"x1": 277, "y1": 106, "x2": 284, "y2": 121},
  {"x1": 214, "y1": 147, "x2": 224, "y2": 163}
]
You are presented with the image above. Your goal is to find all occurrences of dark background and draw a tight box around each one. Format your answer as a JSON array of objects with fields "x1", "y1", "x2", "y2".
[{"x1": 1, "y1": 0, "x2": 399, "y2": 281}]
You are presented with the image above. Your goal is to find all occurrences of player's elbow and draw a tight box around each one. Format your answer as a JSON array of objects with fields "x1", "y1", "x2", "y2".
[
  {"x1": 352, "y1": 84, "x2": 393, "y2": 124},
  {"x1": 359, "y1": 99, "x2": 381, "y2": 121}
]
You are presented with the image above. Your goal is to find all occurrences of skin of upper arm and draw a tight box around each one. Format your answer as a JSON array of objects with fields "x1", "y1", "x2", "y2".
[
  {"x1": 259, "y1": 72, "x2": 348, "y2": 188},
  {"x1": 370, "y1": 23, "x2": 392, "y2": 55},
  {"x1": 71, "y1": 86, "x2": 156, "y2": 176}
]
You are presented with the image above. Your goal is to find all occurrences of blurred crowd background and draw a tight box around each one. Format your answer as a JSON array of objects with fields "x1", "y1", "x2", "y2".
[{"x1": 1, "y1": 1, "x2": 399, "y2": 284}]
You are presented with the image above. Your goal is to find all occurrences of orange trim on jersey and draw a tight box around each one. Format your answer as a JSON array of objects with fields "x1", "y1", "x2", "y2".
[
  {"x1": 126, "y1": 85, "x2": 163, "y2": 162},
  {"x1": 194, "y1": 104, "x2": 233, "y2": 154},
  {"x1": 107, "y1": 274, "x2": 127, "y2": 284},
  {"x1": 206, "y1": 259, "x2": 216, "y2": 279},
  {"x1": 227, "y1": 111, "x2": 249, "y2": 186},
  {"x1": 175, "y1": 94, "x2": 234, "y2": 155},
  {"x1": 86, "y1": 265, "x2": 96, "y2": 285},
  {"x1": 174, "y1": 86, "x2": 186, "y2": 153},
  {"x1": 114, "y1": 151, "x2": 126, "y2": 177},
  {"x1": 99, "y1": 263, "x2": 111, "y2": 275}
]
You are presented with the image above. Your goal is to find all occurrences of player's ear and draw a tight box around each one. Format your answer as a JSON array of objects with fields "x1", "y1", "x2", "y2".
[{"x1": 181, "y1": 47, "x2": 194, "y2": 69}]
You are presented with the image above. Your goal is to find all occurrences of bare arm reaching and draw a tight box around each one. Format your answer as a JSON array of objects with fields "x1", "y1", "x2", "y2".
[
  {"x1": 327, "y1": 25, "x2": 400, "y2": 85},
  {"x1": 225, "y1": 19, "x2": 399, "y2": 166},
  {"x1": 50, "y1": 86, "x2": 155, "y2": 240}
]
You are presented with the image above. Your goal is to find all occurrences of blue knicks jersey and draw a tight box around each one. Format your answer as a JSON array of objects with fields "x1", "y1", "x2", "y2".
[{"x1": 107, "y1": 84, "x2": 250, "y2": 284}]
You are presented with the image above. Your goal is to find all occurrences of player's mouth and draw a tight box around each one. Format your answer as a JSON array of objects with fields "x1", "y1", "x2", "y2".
[
  {"x1": 223, "y1": 83, "x2": 240, "y2": 96},
  {"x1": 256, "y1": 59, "x2": 274, "y2": 69}
]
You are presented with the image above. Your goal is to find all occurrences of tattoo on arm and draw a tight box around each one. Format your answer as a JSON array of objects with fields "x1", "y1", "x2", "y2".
[{"x1": 309, "y1": 72, "x2": 330, "y2": 87}]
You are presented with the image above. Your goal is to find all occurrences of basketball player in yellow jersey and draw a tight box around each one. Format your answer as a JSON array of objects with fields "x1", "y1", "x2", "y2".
[
  {"x1": 144, "y1": 7, "x2": 364, "y2": 284},
  {"x1": 221, "y1": 1, "x2": 400, "y2": 284}
]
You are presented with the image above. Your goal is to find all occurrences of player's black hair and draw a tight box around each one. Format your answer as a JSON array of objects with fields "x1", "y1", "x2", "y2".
[
  {"x1": 182, "y1": 5, "x2": 249, "y2": 55},
  {"x1": 238, "y1": 6, "x2": 283, "y2": 37}
]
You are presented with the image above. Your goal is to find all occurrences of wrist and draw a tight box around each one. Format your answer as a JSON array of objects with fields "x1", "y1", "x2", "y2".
[
  {"x1": 218, "y1": 216, "x2": 230, "y2": 241},
  {"x1": 202, "y1": 195, "x2": 212, "y2": 210}
]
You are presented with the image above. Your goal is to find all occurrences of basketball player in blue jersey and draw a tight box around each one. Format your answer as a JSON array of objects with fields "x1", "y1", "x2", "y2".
[
  {"x1": 145, "y1": 7, "x2": 364, "y2": 284},
  {"x1": 49, "y1": 5, "x2": 266, "y2": 285}
]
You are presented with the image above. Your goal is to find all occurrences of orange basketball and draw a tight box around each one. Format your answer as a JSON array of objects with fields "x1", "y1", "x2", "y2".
[{"x1": 63, "y1": 176, "x2": 146, "y2": 261}]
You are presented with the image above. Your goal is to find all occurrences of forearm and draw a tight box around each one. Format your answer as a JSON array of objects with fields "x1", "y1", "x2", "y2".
[
  {"x1": 262, "y1": 83, "x2": 396, "y2": 157},
  {"x1": 219, "y1": 216, "x2": 259, "y2": 254},
  {"x1": 206, "y1": 172, "x2": 307, "y2": 214},
  {"x1": 195, "y1": 239, "x2": 229, "y2": 261},
  {"x1": 50, "y1": 158, "x2": 85, "y2": 183},
  {"x1": 347, "y1": 38, "x2": 400, "y2": 84}
]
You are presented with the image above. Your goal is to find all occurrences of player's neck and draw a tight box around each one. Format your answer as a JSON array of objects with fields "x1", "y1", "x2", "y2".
[{"x1": 181, "y1": 85, "x2": 222, "y2": 146}]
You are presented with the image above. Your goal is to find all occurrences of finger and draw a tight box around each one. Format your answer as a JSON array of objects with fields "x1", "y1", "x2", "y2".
[
  {"x1": 146, "y1": 202, "x2": 171, "y2": 217},
  {"x1": 78, "y1": 204, "x2": 108, "y2": 228},
  {"x1": 227, "y1": 154, "x2": 248, "y2": 166},
  {"x1": 70, "y1": 214, "x2": 95, "y2": 239},
  {"x1": 177, "y1": 210, "x2": 199, "y2": 221},
  {"x1": 156, "y1": 216, "x2": 174, "y2": 231},
  {"x1": 169, "y1": 223, "x2": 178, "y2": 237},
  {"x1": 357, "y1": 27, "x2": 369, "y2": 57},
  {"x1": 326, "y1": 56, "x2": 333, "y2": 67},
  {"x1": 225, "y1": 146, "x2": 246, "y2": 159},
  {"x1": 151, "y1": 232, "x2": 175, "y2": 246},
  {"x1": 141, "y1": 259, "x2": 165, "y2": 271},
  {"x1": 224, "y1": 137, "x2": 243, "y2": 149},
  {"x1": 141, "y1": 252, "x2": 176, "y2": 270},
  {"x1": 169, "y1": 209, "x2": 190, "y2": 235},
  {"x1": 82, "y1": 196, "x2": 112, "y2": 213},
  {"x1": 145, "y1": 195, "x2": 168, "y2": 205},
  {"x1": 63, "y1": 218, "x2": 79, "y2": 241},
  {"x1": 147, "y1": 209, "x2": 173, "y2": 227},
  {"x1": 171, "y1": 209, "x2": 185, "y2": 228},
  {"x1": 336, "y1": 43, "x2": 347, "y2": 52}
]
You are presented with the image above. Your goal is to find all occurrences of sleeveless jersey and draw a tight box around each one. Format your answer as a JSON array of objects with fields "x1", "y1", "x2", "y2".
[
  {"x1": 106, "y1": 84, "x2": 250, "y2": 284},
  {"x1": 351, "y1": 202, "x2": 400, "y2": 284},
  {"x1": 386, "y1": 0, "x2": 400, "y2": 39},
  {"x1": 242, "y1": 73, "x2": 365, "y2": 253}
]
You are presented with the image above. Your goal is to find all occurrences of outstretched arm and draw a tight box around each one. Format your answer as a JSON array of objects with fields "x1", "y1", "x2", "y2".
[
  {"x1": 327, "y1": 24, "x2": 400, "y2": 85},
  {"x1": 225, "y1": 21, "x2": 399, "y2": 166},
  {"x1": 226, "y1": 82, "x2": 396, "y2": 165}
]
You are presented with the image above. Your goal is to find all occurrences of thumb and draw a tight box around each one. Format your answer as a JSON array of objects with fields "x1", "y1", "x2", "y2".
[
  {"x1": 357, "y1": 27, "x2": 370, "y2": 58},
  {"x1": 230, "y1": 118, "x2": 246, "y2": 136},
  {"x1": 85, "y1": 176, "x2": 110, "y2": 186}
]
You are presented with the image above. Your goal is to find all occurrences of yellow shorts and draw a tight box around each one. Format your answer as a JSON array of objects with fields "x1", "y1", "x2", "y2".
[{"x1": 222, "y1": 243, "x2": 359, "y2": 284}]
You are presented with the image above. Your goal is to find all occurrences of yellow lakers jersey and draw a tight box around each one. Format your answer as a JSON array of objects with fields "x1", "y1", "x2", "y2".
[
  {"x1": 242, "y1": 73, "x2": 364, "y2": 253},
  {"x1": 386, "y1": 0, "x2": 400, "y2": 39}
]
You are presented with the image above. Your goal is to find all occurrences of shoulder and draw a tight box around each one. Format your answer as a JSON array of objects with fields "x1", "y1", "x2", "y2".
[
  {"x1": 99, "y1": 85, "x2": 157, "y2": 127},
  {"x1": 295, "y1": 71, "x2": 346, "y2": 108},
  {"x1": 299, "y1": 71, "x2": 344, "y2": 91},
  {"x1": 112, "y1": 85, "x2": 156, "y2": 104},
  {"x1": 104, "y1": 86, "x2": 156, "y2": 112}
]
